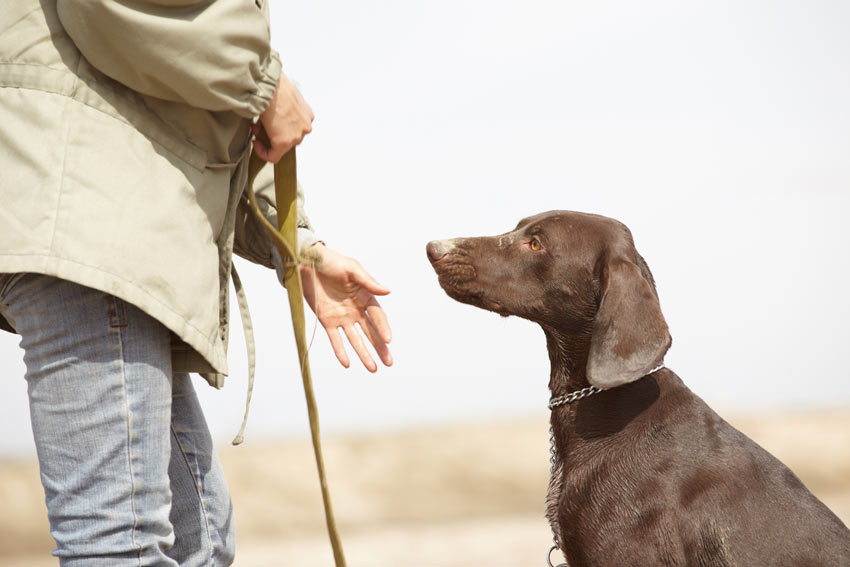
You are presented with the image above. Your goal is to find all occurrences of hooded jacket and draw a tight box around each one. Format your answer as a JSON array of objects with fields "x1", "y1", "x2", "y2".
[{"x1": 0, "y1": 0, "x2": 312, "y2": 386}]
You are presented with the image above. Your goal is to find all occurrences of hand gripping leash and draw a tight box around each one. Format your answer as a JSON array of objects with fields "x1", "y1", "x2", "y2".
[{"x1": 244, "y1": 134, "x2": 347, "y2": 567}]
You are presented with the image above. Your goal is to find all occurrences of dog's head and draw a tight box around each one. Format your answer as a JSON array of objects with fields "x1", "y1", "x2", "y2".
[{"x1": 427, "y1": 210, "x2": 670, "y2": 389}]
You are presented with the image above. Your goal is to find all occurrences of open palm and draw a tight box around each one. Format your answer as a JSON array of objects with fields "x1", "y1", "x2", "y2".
[{"x1": 299, "y1": 245, "x2": 392, "y2": 372}]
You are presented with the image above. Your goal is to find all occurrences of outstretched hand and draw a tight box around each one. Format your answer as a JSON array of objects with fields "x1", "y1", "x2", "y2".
[{"x1": 300, "y1": 244, "x2": 392, "y2": 372}]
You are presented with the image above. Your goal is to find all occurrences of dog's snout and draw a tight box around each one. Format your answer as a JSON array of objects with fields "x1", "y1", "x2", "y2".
[{"x1": 426, "y1": 239, "x2": 454, "y2": 263}]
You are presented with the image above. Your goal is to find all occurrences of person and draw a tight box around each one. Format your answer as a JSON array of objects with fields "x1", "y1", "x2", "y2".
[{"x1": 0, "y1": 1, "x2": 392, "y2": 565}]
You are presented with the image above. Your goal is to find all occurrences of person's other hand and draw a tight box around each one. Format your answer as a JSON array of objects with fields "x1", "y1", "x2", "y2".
[
  {"x1": 252, "y1": 72, "x2": 314, "y2": 163},
  {"x1": 300, "y1": 244, "x2": 392, "y2": 372}
]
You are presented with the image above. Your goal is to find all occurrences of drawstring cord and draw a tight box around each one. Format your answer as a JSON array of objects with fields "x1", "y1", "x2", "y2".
[
  {"x1": 229, "y1": 255, "x2": 321, "y2": 446},
  {"x1": 230, "y1": 266, "x2": 255, "y2": 446}
]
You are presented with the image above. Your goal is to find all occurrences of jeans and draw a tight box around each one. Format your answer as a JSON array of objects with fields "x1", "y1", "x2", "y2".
[{"x1": 0, "y1": 274, "x2": 235, "y2": 566}]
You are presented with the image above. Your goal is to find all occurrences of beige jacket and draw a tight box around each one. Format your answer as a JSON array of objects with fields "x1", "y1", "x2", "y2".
[{"x1": 0, "y1": 0, "x2": 312, "y2": 386}]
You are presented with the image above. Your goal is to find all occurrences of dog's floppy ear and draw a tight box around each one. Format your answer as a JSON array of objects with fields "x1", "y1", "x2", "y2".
[{"x1": 587, "y1": 256, "x2": 671, "y2": 389}]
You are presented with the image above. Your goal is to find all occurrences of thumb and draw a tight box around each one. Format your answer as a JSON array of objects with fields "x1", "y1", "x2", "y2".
[{"x1": 352, "y1": 265, "x2": 390, "y2": 296}]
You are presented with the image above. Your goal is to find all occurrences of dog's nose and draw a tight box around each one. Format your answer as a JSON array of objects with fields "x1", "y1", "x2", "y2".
[{"x1": 426, "y1": 239, "x2": 453, "y2": 263}]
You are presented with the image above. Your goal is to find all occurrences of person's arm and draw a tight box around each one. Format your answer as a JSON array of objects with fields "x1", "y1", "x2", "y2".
[
  {"x1": 58, "y1": 0, "x2": 313, "y2": 159},
  {"x1": 56, "y1": 0, "x2": 279, "y2": 118}
]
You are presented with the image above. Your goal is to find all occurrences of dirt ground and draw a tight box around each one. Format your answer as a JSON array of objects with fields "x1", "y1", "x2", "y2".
[{"x1": 2, "y1": 410, "x2": 850, "y2": 567}]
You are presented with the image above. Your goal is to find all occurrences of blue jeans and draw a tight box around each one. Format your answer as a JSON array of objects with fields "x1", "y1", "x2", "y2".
[{"x1": 0, "y1": 274, "x2": 235, "y2": 566}]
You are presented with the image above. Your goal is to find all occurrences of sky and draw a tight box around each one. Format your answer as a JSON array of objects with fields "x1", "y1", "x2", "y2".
[{"x1": 1, "y1": 0, "x2": 849, "y2": 455}]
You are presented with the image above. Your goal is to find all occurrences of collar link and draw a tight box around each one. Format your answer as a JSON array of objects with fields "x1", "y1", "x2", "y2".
[{"x1": 547, "y1": 364, "x2": 665, "y2": 411}]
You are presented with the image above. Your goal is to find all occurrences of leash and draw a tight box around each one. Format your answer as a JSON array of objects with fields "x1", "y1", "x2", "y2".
[
  {"x1": 545, "y1": 364, "x2": 665, "y2": 567},
  {"x1": 243, "y1": 133, "x2": 347, "y2": 567}
]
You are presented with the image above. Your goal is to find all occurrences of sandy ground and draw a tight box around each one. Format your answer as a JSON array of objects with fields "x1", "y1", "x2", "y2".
[{"x1": 2, "y1": 410, "x2": 850, "y2": 567}]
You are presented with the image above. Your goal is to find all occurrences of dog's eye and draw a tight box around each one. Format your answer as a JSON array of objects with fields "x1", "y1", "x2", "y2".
[{"x1": 529, "y1": 239, "x2": 542, "y2": 251}]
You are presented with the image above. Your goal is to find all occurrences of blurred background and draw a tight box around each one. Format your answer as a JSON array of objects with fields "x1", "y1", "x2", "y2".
[{"x1": 2, "y1": 0, "x2": 849, "y2": 565}]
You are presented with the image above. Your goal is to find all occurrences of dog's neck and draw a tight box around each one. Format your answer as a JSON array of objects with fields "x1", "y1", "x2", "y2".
[
  {"x1": 543, "y1": 327, "x2": 666, "y2": 558},
  {"x1": 543, "y1": 324, "x2": 588, "y2": 559},
  {"x1": 543, "y1": 326, "x2": 592, "y2": 396}
]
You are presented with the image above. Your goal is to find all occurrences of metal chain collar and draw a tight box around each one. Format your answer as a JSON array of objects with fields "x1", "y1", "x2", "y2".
[
  {"x1": 545, "y1": 364, "x2": 665, "y2": 567},
  {"x1": 548, "y1": 384, "x2": 604, "y2": 410}
]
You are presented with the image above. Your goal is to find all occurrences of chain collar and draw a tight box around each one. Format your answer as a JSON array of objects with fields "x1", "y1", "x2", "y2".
[
  {"x1": 547, "y1": 363, "x2": 666, "y2": 411},
  {"x1": 548, "y1": 385, "x2": 603, "y2": 410}
]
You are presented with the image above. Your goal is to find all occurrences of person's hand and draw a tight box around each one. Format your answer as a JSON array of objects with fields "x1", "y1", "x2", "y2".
[
  {"x1": 252, "y1": 72, "x2": 314, "y2": 163},
  {"x1": 300, "y1": 244, "x2": 392, "y2": 372}
]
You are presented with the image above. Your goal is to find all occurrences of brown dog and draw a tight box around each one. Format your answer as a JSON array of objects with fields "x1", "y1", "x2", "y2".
[{"x1": 427, "y1": 211, "x2": 850, "y2": 566}]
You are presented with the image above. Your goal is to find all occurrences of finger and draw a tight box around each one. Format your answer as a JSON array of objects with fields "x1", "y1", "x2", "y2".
[
  {"x1": 342, "y1": 323, "x2": 377, "y2": 373},
  {"x1": 351, "y1": 265, "x2": 390, "y2": 296},
  {"x1": 365, "y1": 297, "x2": 392, "y2": 344},
  {"x1": 252, "y1": 139, "x2": 272, "y2": 163},
  {"x1": 326, "y1": 326, "x2": 350, "y2": 369},
  {"x1": 266, "y1": 141, "x2": 285, "y2": 164},
  {"x1": 261, "y1": 132, "x2": 291, "y2": 163},
  {"x1": 361, "y1": 312, "x2": 393, "y2": 367}
]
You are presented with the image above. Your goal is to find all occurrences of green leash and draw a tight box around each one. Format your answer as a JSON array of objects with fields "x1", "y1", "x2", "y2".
[{"x1": 245, "y1": 138, "x2": 347, "y2": 567}]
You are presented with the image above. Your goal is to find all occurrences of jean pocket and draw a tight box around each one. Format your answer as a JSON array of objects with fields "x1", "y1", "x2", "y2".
[{"x1": 0, "y1": 273, "x2": 25, "y2": 300}]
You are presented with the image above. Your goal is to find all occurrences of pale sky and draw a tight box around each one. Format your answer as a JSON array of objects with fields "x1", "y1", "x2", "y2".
[{"x1": 1, "y1": 0, "x2": 849, "y2": 455}]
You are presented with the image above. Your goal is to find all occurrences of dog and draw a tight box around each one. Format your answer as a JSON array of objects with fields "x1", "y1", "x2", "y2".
[{"x1": 426, "y1": 210, "x2": 850, "y2": 566}]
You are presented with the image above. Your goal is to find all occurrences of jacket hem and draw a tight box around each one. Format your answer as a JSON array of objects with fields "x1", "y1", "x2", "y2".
[{"x1": 0, "y1": 254, "x2": 229, "y2": 378}]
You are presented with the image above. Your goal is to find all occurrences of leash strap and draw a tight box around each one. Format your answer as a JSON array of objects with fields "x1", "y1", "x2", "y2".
[{"x1": 244, "y1": 135, "x2": 347, "y2": 567}]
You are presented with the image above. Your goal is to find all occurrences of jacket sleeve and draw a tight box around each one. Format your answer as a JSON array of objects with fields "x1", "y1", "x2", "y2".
[
  {"x1": 233, "y1": 162, "x2": 318, "y2": 269},
  {"x1": 56, "y1": 0, "x2": 280, "y2": 118}
]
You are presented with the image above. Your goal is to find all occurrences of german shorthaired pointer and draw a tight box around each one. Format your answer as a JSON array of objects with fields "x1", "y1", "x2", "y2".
[{"x1": 426, "y1": 210, "x2": 850, "y2": 566}]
